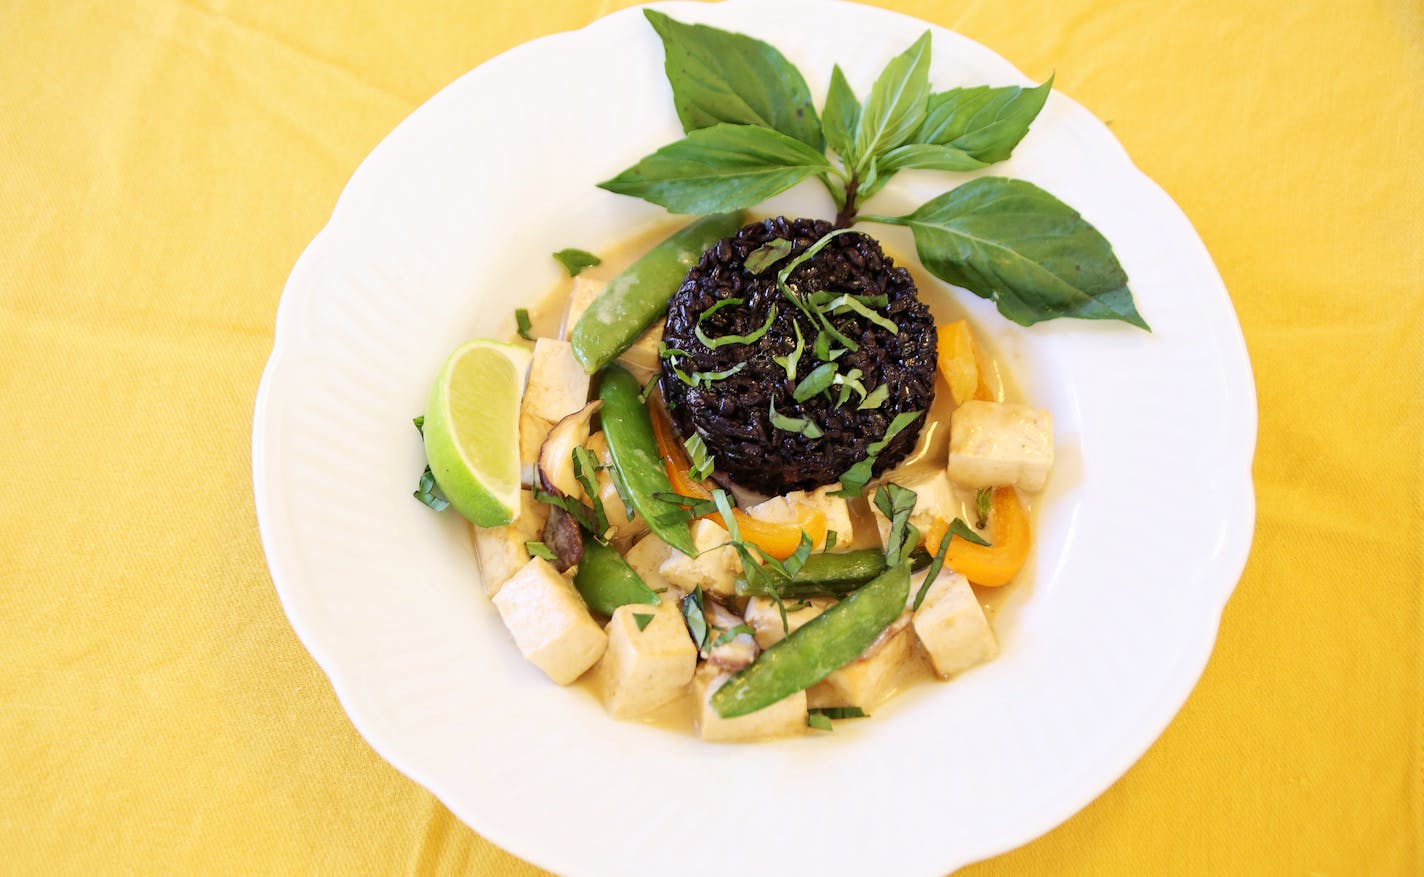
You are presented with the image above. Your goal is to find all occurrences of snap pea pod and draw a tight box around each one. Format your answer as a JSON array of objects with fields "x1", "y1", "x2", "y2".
[
  {"x1": 596, "y1": 364, "x2": 696, "y2": 556},
  {"x1": 570, "y1": 211, "x2": 745, "y2": 374},
  {"x1": 710, "y1": 561, "x2": 911, "y2": 718},
  {"x1": 734, "y1": 548, "x2": 931, "y2": 598},
  {"x1": 573, "y1": 536, "x2": 658, "y2": 617}
]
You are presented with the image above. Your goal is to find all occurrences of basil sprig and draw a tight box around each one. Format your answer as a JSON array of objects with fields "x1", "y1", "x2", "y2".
[{"x1": 598, "y1": 12, "x2": 1146, "y2": 331}]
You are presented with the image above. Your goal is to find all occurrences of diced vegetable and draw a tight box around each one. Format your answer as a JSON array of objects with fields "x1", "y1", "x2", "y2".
[
  {"x1": 912, "y1": 571, "x2": 998, "y2": 678},
  {"x1": 491, "y1": 557, "x2": 608, "y2": 685},
  {"x1": 650, "y1": 406, "x2": 829, "y2": 560},
  {"x1": 734, "y1": 548, "x2": 930, "y2": 598},
  {"x1": 937, "y1": 486, "x2": 1031, "y2": 587},
  {"x1": 694, "y1": 664, "x2": 807, "y2": 742},
  {"x1": 597, "y1": 598, "x2": 698, "y2": 719},
  {"x1": 570, "y1": 212, "x2": 745, "y2": 374},
  {"x1": 947, "y1": 401, "x2": 1054, "y2": 493},
  {"x1": 710, "y1": 561, "x2": 911, "y2": 718},
  {"x1": 596, "y1": 365, "x2": 697, "y2": 556},
  {"x1": 573, "y1": 537, "x2": 660, "y2": 617},
  {"x1": 936, "y1": 321, "x2": 979, "y2": 405}
]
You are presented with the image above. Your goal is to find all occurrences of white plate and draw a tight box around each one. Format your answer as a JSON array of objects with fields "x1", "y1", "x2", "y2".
[{"x1": 252, "y1": 2, "x2": 1256, "y2": 874}]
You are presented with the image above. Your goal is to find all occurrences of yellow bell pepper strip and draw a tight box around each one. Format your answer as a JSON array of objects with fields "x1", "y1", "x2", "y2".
[
  {"x1": 937, "y1": 320, "x2": 998, "y2": 403},
  {"x1": 649, "y1": 405, "x2": 826, "y2": 560},
  {"x1": 927, "y1": 486, "x2": 1031, "y2": 587}
]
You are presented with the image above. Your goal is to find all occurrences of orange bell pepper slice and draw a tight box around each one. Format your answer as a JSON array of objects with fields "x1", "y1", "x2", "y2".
[
  {"x1": 649, "y1": 407, "x2": 826, "y2": 560},
  {"x1": 936, "y1": 320, "x2": 999, "y2": 403},
  {"x1": 927, "y1": 486, "x2": 1031, "y2": 587}
]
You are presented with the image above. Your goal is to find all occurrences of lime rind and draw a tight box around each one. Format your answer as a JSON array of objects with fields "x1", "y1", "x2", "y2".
[{"x1": 422, "y1": 340, "x2": 531, "y2": 527}]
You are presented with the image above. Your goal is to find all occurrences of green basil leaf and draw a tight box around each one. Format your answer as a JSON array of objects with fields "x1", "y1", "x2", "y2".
[
  {"x1": 810, "y1": 706, "x2": 868, "y2": 720},
  {"x1": 713, "y1": 624, "x2": 756, "y2": 647},
  {"x1": 414, "y1": 466, "x2": 449, "y2": 512},
  {"x1": 857, "y1": 384, "x2": 889, "y2": 410},
  {"x1": 915, "y1": 76, "x2": 1053, "y2": 164},
  {"x1": 644, "y1": 10, "x2": 824, "y2": 151},
  {"x1": 821, "y1": 293, "x2": 898, "y2": 334},
  {"x1": 552, "y1": 248, "x2": 602, "y2": 277},
  {"x1": 831, "y1": 409, "x2": 923, "y2": 497},
  {"x1": 792, "y1": 362, "x2": 837, "y2": 401},
  {"x1": 681, "y1": 587, "x2": 710, "y2": 652},
  {"x1": 874, "y1": 482, "x2": 918, "y2": 567},
  {"x1": 695, "y1": 303, "x2": 777, "y2": 349},
  {"x1": 633, "y1": 612, "x2": 656, "y2": 632},
  {"x1": 514, "y1": 308, "x2": 535, "y2": 341},
  {"x1": 599, "y1": 124, "x2": 830, "y2": 214},
  {"x1": 852, "y1": 31, "x2": 932, "y2": 176},
  {"x1": 572, "y1": 447, "x2": 610, "y2": 537},
  {"x1": 948, "y1": 516, "x2": 991, "y2": 547},
  {"x1": 874, "y1": 177, "x2": 1147, "y2": 329},
  {"x1": 525, "y1": 540, "x2": 558, "y2": 562},
  {"x1": 412, "y1": 415, "x2": 424, "y2": 435},
  {"x1": 877, "y1": 143, "x2": 986, "y2": 175},
  {"x1": 698, "y1": 297, "x2": 746, "y2": 321},
  {"x1": 772, "y1": 318, "x2": 805, "y2": 382},
  {"x1": 744, "y1": 238, "x2": 794, "y2": 275},
  {"x1": 913, "y1": 520, "x2": 953, "y2": 611},
  {"x1": 821, "y1": 64, "x2": 861, "y2": 167},
  {"x1": 975, "y1": 487, "x2": 992, "y2": 529},
  {"x1": 768, "y1": 399, "x2": 824, "y2": 439},
  {"x1": 807, "y1": 712, "x2": 834, "y2": 731}
]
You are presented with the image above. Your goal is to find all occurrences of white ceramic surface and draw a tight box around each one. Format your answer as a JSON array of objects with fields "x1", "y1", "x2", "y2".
[{"x1": 252, "y1": 2, "x2": 1256, "y2": 875}]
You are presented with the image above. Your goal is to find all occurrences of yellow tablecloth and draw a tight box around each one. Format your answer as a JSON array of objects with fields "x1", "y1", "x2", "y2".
[{"x1": 2, "y1": 0, "x2": 1419, "y2": 873}]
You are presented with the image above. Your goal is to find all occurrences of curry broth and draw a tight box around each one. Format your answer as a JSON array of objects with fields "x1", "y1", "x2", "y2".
[{"x1": 497, "y1": 217, "x2": 1031, "y2": 738}]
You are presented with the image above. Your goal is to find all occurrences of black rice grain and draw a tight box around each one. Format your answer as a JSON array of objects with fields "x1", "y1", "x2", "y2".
[{"x1": 659, "y1": 217, "x2": 937, "y2": 496}]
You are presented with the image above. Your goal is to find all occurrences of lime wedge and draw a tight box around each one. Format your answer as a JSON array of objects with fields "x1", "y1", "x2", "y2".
[{"x1": 422, "y1": 339, "x2": 531, "y2": 527}]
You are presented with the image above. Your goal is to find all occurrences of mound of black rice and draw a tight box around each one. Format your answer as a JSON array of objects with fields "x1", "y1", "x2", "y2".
[{"x1": 659, "y1": 217, "x2": 937, "y2": 496}]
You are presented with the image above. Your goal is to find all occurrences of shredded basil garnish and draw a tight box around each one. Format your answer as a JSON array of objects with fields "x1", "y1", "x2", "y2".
[
  {"x1": 948, "y1": 516, "x2": 991, "y2": 547},
  {"x1": 680, "y1": 587, "x2": 709, "y2": 652},
  {"x1": 515, "y1": 308, "x2": 535, "y2": 340},
  {"x1": 695, "y1": 303, "x2": 777, "y2": 349},
  {"x1": 684, "y1": 433, "x2": 715, "y2": 481},
  {"x1": 976, "y1": 487, "x2": 992, "y2": 529},
  {"x1": 830, "y1": 409, "x2": 923, "y2": 497},
  {"x1": 698, "y1": 297, "x2": 746, "y2": 322},
  {"x1": 858, "y1": 384, "x2": 889, "y2": 410},
  {"x1": 525, "y1": 540, "x2": 558, "y2": 562},
  {"x1": 768, "y1": 398, "x2": 823, "y2": 439},
  {"x1": 633, "y1": 612, "x2": 656, "y2": 632},
  {"x1": 874, "y1": 482, "x2": 918, "y2": 567},
  {"x1": 712, "y1": 624, "x2": 755, "y2": 647},
  {"x1": 552, "y1": 248, "x2": 601, "y2": 277},
  {"x1": 772, "y1": 318, "x2": 805, "y2": 382},
  {"x1": 807, "y1": 712, "x2": 834, "y2": 731},
  {"x1": 745, "y1": 238, "x2": 794, "y2": 274},
  {"x1": 792, "y1": 362, "x2": 837, "y2": 402},
  {"x1": 414, "y1": 467, "x2": 449, "y2": 511},
  {"x1": 811, "y1": 706, "x2": 868, "y2": 720}
]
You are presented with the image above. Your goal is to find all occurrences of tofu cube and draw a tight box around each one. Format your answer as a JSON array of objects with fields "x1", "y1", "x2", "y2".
[
  {"x1": 948, "y1": 401, "x2": 1054, "y2": 493},
  {"x1": 585, "y1": 432, "x2": 649, "y2": 542},
  {"x1": 491, "y1": 557, "x2": 607, "y2": 685},
  {"x1": 522, "y1": 338, "x2": 591, "y2": 424},
  {"x1": 748, "y1": 485, "x2": 855, "y2": 552},
  {"x1": 623, "y1": 533, "x2": 675, "y2": 595},
  {"x1": 615, "y1": 319, "x2": 664, "y2": 383},
  {"x1": 912, "y1": 571, "x2": 998, "y2": 678},
  {"x1": 693, "y1": 664, "x2": 807, "y2": 743},
  {"x1": 657, "y1": 518, "x2": 740, "y2": 597},
  {"x1": 870, "y1": 467, "x2": 961, "y2": 549},
  {"x1": 472, "y1": 489, "x2": 548, "y2": 597},
  {"x1": 808, "y1": 616, "x2": 913, "y2": 711},
  {"x1": 560, "y1": 276, "x2": 606, "y2": 340},
  {"x1": 519, "y1": 409, "x2": 552, "y2": 472},
  {"x1": 743, "y1": 596, "x2": 832, "y2": 650},
  {"x1": 597, "y1": 597, "x2": 697, "y2": 719}
]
